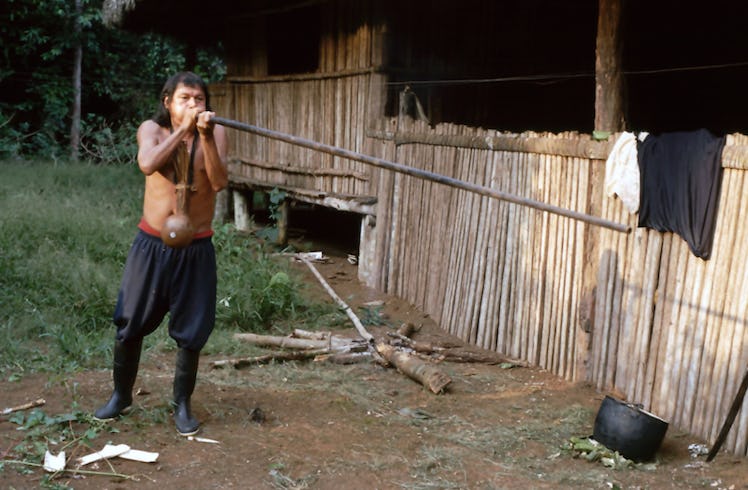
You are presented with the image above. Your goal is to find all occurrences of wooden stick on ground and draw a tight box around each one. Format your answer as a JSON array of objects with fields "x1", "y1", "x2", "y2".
[
  {"x1": 296, "y1": 254, "x2": 374, "y2": 343},
  {"x1": 2, "y1": 398, "x2": 46, "y2": 415},
  {"x1": 297, "y1": 254, "x2": 454, "y2": 392},
  {"x1": 707, "y1": 365, "x2": 748, "y2": 462}
]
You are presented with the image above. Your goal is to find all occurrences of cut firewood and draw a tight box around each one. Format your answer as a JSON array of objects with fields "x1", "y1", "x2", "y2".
[
  {"x1": 292, "y1": 329, "x2": 331, "y2": 341},
  {"x1": 386, "y1": 332, "x2": 455, "y2": 351},
  {"x1": 386, "y1": 332, "x2": 524, "y2": 365},
  {"x1": 315, "y1": 352, "x2": 372, "y2": 364},
  {"x1": 375, "y1": 343, "x2": 452, "y2": 394},
  {"x1": 233, "y1": 332, "x2": 329, "y2": 350},
  {"x1": 211, "y1": 349, "x2": 331, "y2": 369},
  {"x1": 233, "y1": 332, "x2": 367, "y2": 352}
]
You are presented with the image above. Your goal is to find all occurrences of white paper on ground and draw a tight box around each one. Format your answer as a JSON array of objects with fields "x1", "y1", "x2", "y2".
[
  {"x1": 297, "y1": 251, "x2": 325, "y2": 261},
  {"x1": 77, "y1": 444, "x2": 131, "y2": 466},
  {"x1": 187, "y1": 436, "x2": 220, "y2": 444},
  {"x1": 43, "y1": 450, "x2": 66, "y2": 472},
  {"x1": 119, "y1": 448, "x2": 159, "y2": 463}
]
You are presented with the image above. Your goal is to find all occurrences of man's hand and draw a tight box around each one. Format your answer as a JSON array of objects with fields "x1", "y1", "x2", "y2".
[
  {"x1": 179, "y1": 107, "x2": 200, "y2": 132},
  {"x1": 196, "y1": 111, "x2": 216, "y2": 136}
]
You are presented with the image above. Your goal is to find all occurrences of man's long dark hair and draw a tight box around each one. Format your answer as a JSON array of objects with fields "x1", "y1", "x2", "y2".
[{"x1": 151, "y1": 71, "x2": 212, "y2": 128}]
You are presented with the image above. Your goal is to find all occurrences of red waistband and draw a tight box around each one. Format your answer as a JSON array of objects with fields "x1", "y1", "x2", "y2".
[{"x1": 138, "y1": 217, "x2": 214, "y2": 240}]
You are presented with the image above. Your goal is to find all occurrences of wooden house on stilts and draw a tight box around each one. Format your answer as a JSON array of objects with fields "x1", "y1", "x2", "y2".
[{"x1": 104, "y1": 0, "x2": 748, "y2": 457}]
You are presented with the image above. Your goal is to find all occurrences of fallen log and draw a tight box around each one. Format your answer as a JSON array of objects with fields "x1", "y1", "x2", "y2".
[{"x1": 375, "y1": 343, "x2": 452, "y2": 394}]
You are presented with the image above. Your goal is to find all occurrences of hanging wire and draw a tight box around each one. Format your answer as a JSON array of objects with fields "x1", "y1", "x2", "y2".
[{"x1": 386, "y1": 60, "x2": 748, "y2": 88}]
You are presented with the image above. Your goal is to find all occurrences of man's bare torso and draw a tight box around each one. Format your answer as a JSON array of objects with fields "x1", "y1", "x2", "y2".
[{"x1": 142, "y1": 126, "x2": 218, "y2": 234}]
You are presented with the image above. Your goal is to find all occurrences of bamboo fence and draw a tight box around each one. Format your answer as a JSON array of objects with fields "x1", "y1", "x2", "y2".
[{"x1": 368, "y1": 121, "x2": 748, "y2": 456}]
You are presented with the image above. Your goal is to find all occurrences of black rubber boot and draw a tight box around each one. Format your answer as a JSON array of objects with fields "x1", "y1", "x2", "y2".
[
  {"x1": 94, "y1": 338, "x2": 142, "y2": 420},
  {"x1": 173, "y1": 348, "x2": 201, "y2": 436}
]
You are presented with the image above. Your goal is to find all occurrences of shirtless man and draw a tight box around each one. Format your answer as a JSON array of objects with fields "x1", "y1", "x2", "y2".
[{"x1": 95, "y1": 72, "x2": 228, "y2": 436}]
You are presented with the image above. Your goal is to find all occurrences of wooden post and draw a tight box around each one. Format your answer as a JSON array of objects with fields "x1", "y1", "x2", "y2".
[
  {"x1": 578, "y1": 0, "x2": 626, "y2": 382},
  {"x1": 213, "y1": 189, "x2": 230, "y2": 224},
  {"x1": 357, "y1": 214, "x2": 377, "y2": 285},
  {"x1": 595, "y1": 0, "x2": 626, "y2": 133},
  {"x1": 276, "y1": 199, "x2": 289, "y2": 246},
  {"x1": 233, "y1": 189, "x2": 252, "y2": 232}
]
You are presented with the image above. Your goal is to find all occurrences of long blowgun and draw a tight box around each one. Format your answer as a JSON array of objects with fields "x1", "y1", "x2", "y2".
[{"x1": 212, "y1": 117, "x2": 630, "y2": 233}]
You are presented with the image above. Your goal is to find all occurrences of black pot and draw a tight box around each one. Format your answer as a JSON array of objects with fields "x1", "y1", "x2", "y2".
[{"x1": 592, "y1": 396, "x2": 669, "y2": 462}]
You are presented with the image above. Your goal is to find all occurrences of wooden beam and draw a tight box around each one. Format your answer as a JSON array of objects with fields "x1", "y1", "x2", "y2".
[
  {"x1": 228, "y1": 171, "x2": 377, "y2": 216},
  {"x1": 227, "y1": 66, "x2": 382, "y2": 84},
  {"x1": 233, "y1": 156, "x2": 370, "y2": 181},
  {"x1": 367, "y1": 129, "x2": 612, "y2": 160},
  {"x1": 578, "y1": 0, "x2": 627, "y2": 383}
]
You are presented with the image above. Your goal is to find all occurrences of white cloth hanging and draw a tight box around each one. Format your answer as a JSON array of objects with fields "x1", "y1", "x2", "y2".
[{"x1": 604, "y1": 131, "x2": 642, "y2": 214}]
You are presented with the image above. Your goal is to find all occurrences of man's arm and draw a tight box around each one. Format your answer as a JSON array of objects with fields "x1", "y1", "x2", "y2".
[
  {"x1": 137, "y1": 120, "x2": 196, "y2": 176},
  {"x1": 197, "y1": 112, "x2": 229, "y2": 192}
]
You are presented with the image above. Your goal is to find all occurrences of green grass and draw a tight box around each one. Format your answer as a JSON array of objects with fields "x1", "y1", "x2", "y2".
[{"x1": 0, "y1": 160, "x2": 345, "y2": 379}]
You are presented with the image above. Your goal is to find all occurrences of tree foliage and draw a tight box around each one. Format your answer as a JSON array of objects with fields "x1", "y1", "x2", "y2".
[{"x1": 0, "y1": 0, "x2": 225, "y2": 160}]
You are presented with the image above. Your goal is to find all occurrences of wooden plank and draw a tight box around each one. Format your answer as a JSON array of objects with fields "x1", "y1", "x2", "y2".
[
  {"x1": 659, "y1": 237, "x2": 689, "y2": 423},
  {"x1": 693, "y1": 169, "x2": 740, "y2": 437},
  {"x1": 477, "y1": 151, "x2": 503, "y2": 351},
  {"x1": 705, "y1": 169, "x2": 748, "y2": 447},
  {"x1": 572, "y1": 157, "x2": 591, "y2": 381},
  {"x1": 633, "y1": 229, "x2": 662, "y2": 405},
  {"x1": 615, "y1": 226, "x2": 646, "y2": 396}
]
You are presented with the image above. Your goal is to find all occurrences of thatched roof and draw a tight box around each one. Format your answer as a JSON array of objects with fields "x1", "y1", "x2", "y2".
[
  {"x1": 101, "y1": 0, "x2": 138, "y2": 26},
  {"x1": 100, "y1": 0, "x2": 326, "y2": 42}
]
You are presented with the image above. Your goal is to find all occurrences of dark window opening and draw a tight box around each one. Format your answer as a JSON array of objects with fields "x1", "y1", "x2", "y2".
[
  {"x1": 622, "y1": 0, "x2": 748, "y2": 134},
  {"x1": 384, "y1": 0, "x2": 597, "y2": 133},
  {"x1": 288, "y1": 204, "x2": 361, "y2": 258},
  {"x1": 252, "y1": 195, "x2": 361, "y2": 257},
  {"x1": 266, "y1": 5, "x2": 321, "y2": 75}
]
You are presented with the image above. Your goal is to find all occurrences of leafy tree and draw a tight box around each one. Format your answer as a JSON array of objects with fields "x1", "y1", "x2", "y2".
[{"x1": 0, "y1": 0, "x2": 225, "y2": 161}]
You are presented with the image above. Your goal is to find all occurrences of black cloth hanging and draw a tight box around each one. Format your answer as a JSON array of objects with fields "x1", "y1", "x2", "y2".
[{"x1": 637, "y1": 129, "x2": 726, "y2": 260}]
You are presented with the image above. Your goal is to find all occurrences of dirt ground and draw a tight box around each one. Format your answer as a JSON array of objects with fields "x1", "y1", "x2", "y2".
[{"x1": 2, "y1": 252, "x2": 748, "y2": 489}]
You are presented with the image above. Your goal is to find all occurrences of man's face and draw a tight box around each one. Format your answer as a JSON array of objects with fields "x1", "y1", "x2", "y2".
[{"x1": 166, "y1": 83, "x2": 206, "y2": 125}]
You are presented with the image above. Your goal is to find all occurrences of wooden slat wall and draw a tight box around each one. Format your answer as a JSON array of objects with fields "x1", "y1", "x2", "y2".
[
  {"x1": 370, "y1": 121, "x2": 748, "y2": 456},
  {"x1": 219, "y1": 0, "x2": 381, "y2": 201},
  {"x1": 224, "y1": 75, "x2": 374, "y2": 198}
]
